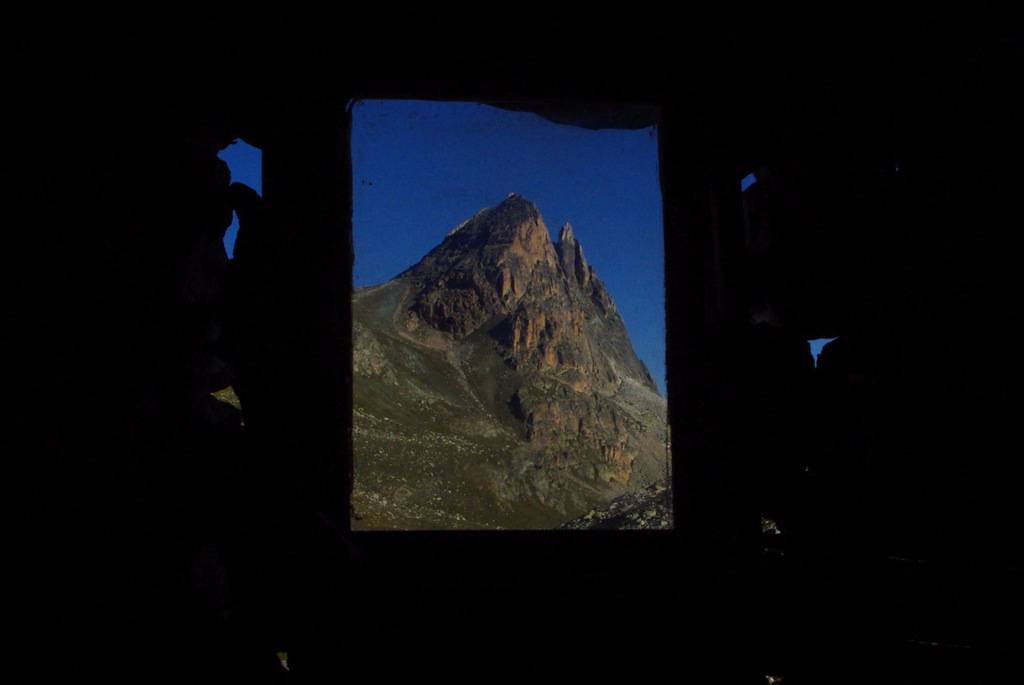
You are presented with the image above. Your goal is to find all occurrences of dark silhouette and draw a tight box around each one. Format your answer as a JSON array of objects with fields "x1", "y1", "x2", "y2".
[{"x1": 28, "y1": 28, "x2": 1022, "y2": 681}]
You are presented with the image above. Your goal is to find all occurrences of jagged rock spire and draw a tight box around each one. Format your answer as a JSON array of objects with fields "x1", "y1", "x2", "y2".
[{"x1": 556, "y1": 221, "x2": 590, "y2": 289}]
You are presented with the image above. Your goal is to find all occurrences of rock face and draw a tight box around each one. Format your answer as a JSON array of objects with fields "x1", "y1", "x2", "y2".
[
  {"x1": 352, "y1": 194, "x2": 668, "y2": 529},
  {"x1": 407, "y1": 194, "x2": 559, "y2": 338}
]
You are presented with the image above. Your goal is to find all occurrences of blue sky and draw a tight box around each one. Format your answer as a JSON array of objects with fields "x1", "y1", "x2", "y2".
[
  {"x1": 217, "y1": 140, "x2": 262, "y2": 258},
  {"x1": 351, "y1": 99, "x2": 666, "y2": 395},
  {"x1": 808, "y1": 338, "x2": 838, "y2": 367}
]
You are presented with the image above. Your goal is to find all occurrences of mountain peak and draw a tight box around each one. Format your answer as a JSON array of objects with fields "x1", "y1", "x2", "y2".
[
  {"x1": 493, "y1": 192, "x2": 541, "y2": 220},
  {"x1": 352, "y1": 195, "x2": 667, "y2": 528},
  {"x1": 402, "y1": 195, "x2": 558, "y2": 338}
]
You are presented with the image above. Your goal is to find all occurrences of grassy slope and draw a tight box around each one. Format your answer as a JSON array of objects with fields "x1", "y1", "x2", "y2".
[{"x1": 352, "y1": 281, "x2": 575, "y2": 529}]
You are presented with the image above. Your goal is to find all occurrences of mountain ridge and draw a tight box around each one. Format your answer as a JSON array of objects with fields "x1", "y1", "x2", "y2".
[{"x1": 352, "y1": 194, "x2": 668, "y2": 529}]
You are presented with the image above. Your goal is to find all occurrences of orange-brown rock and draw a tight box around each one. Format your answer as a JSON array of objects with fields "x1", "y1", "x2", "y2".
[
  {"x1": 406, "y1": 194, "x2": 561, "y2": 338},
  {"x1": 353, "y1": 194, "x2": 666, "y2": 527},
  {"x1": 396, "y1": 194, "x2": 660, "y2": 486}
]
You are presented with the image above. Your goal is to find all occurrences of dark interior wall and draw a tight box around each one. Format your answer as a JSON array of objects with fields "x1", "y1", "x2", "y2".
[{"x1": 25, "y1": 28, "x2": 1023, "y2": 679}]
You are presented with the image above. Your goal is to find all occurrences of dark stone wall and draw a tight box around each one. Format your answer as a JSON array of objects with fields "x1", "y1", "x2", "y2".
[{"x1": 25, "y1": 28, "x2": 1023, "y2": 680}]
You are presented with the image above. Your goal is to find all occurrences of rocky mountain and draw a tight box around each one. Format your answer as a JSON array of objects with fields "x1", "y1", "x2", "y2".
[{"x1": 352, "y1": 193, "x2": 669, "y2": 529}]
